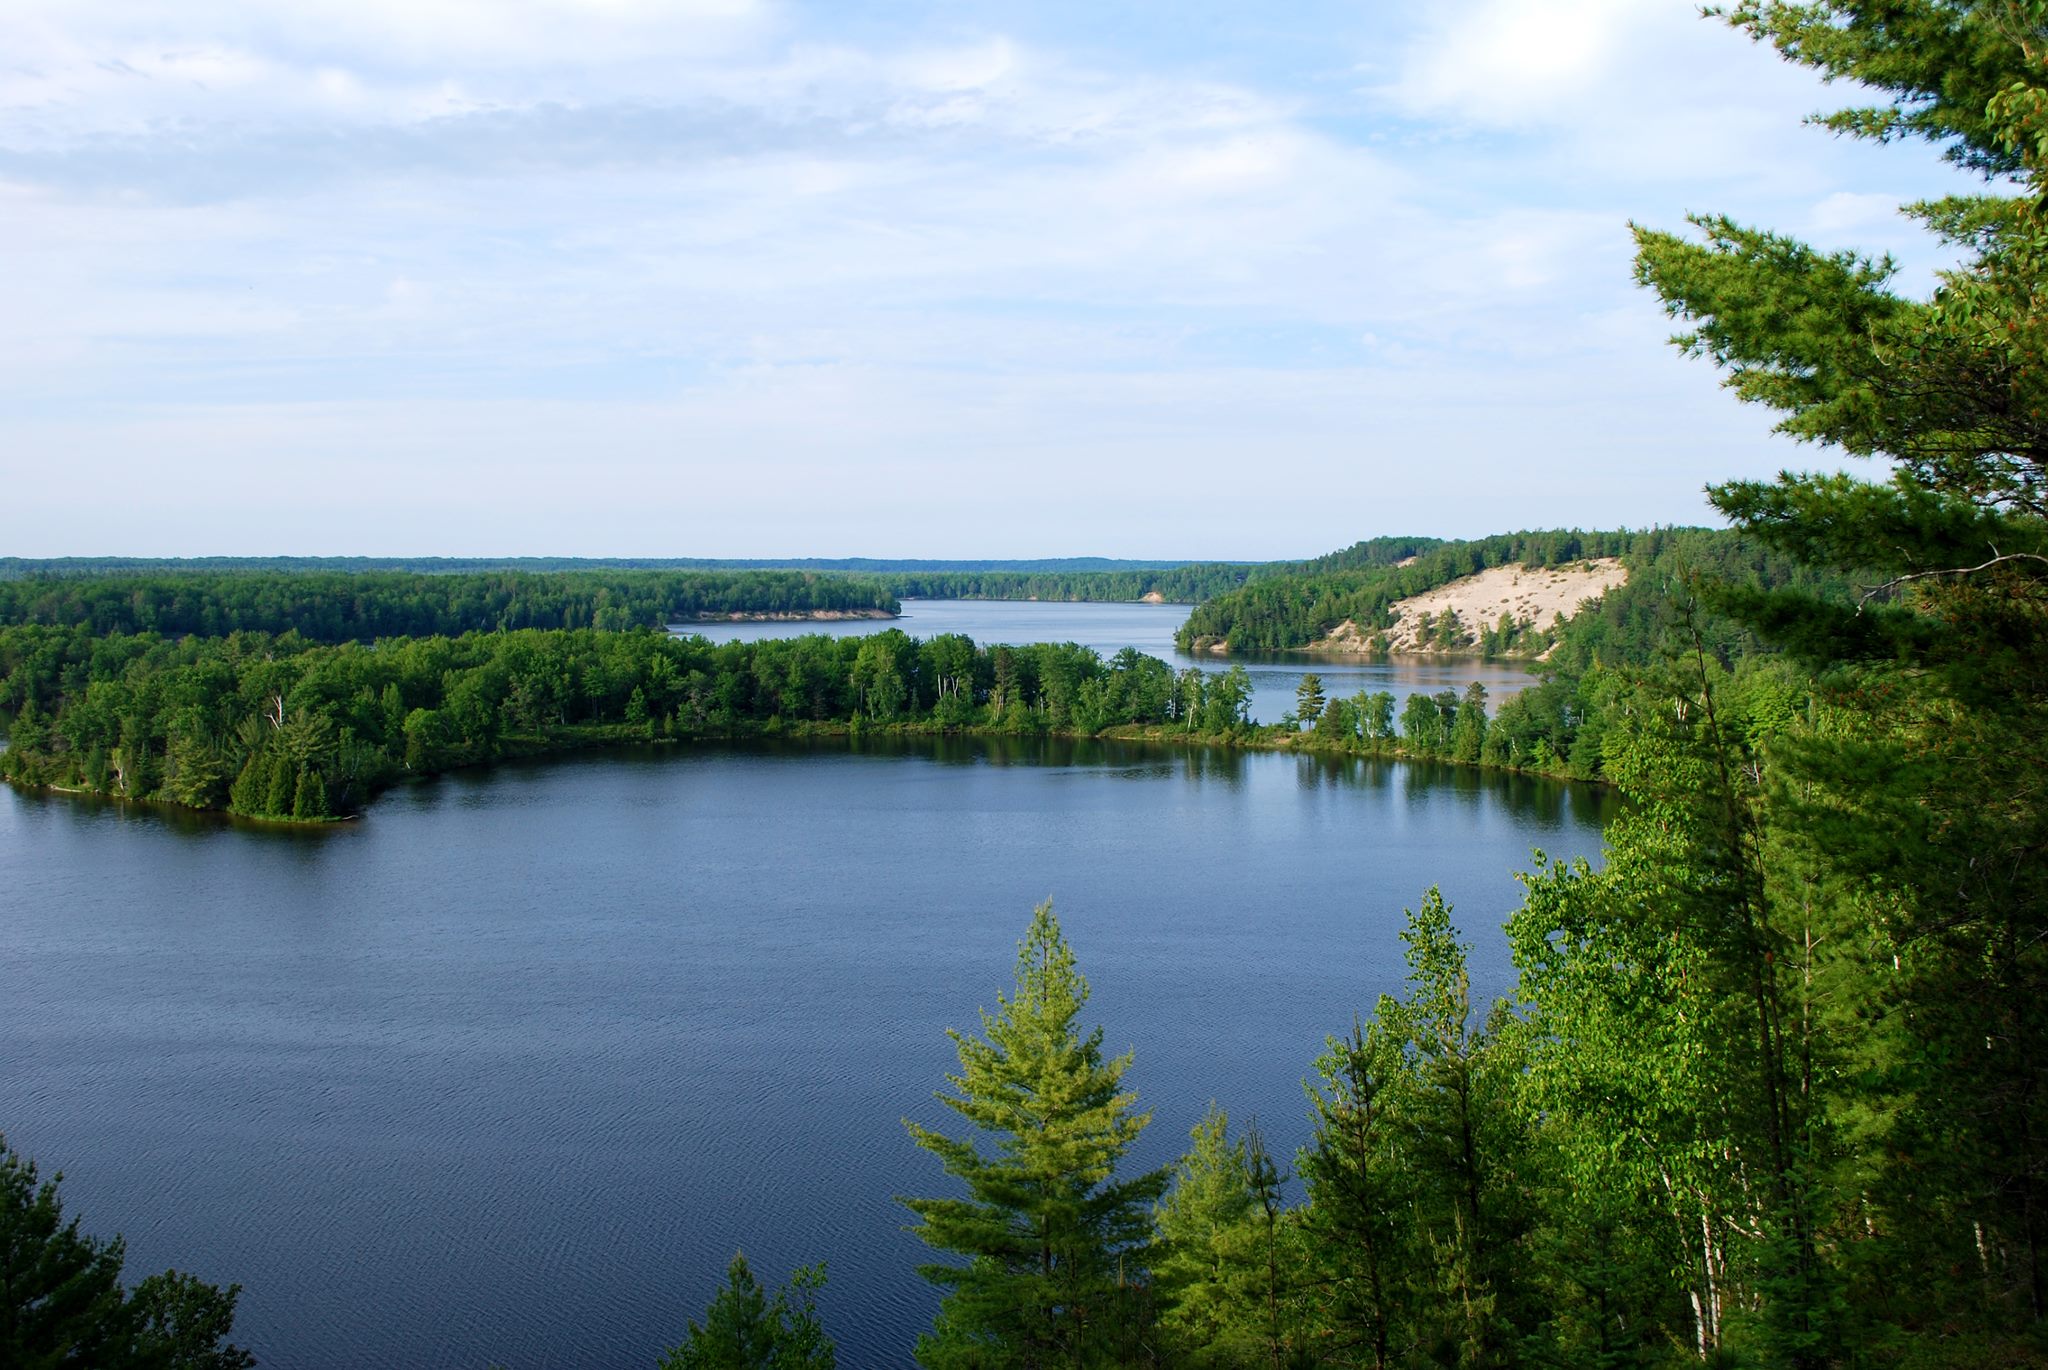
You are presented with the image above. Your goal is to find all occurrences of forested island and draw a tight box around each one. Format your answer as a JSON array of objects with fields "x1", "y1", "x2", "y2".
[{"x1": 7, "y1": 2, "x2": 2048, "y2": 1368}]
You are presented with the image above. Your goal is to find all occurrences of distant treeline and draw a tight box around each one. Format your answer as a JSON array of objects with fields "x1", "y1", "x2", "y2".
[
  {"x1": 0, "y1": 555, "x2": 1244, "y2": 580},
  {"x1": 0, "y1": 552, "x2": 1454, "y2": 613},
  {"x1": 879, "y1": 564, "x2": 1258, "y2": 604},
  {"x1": 0, "y1": 570, "x2": 900, "y2": 640},
  {"x1": 871, "y1": 538, "x2": 1441, "y2": 612}
]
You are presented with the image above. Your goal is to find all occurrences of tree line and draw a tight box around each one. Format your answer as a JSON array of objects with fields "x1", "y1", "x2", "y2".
[
  {"x1": 0, "y1": 562, "x2": 1272, "y2": 638},
  {"x1": 865, "y1": 564, "x2": 1258, "y2": 604},
  {"x1": 1, "y1": 602, "x2": 1763, "y2": 824},
  {"x1": 0, "y1": 625, "x2": 1277, "y2": 821},
  {"x1": 0, "y1": 600, "x2": 1821, "y2": 825},
  {"x1": 0, "y1": 570, "x2": 901, "y2": 641}
]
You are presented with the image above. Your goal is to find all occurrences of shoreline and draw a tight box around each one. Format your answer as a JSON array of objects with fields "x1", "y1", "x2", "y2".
[
  {"x1": 671, "y1": 608, "x2": 898, "y2": 624},
  {"x1": 1178, "y1": 638, "x2": 1546, "y2": 666},
  {"x1": 2, "y1": 718, "x2": 1608, "y2": 827}
]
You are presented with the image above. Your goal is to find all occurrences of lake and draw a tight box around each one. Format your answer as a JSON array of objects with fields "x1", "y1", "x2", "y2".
[
  {"x1": 0, "y1": 733, "x2": 1610, "y2": 1369},
  {"x1": 675, "y1": 599, "x2": 1541, "y2": 724}
]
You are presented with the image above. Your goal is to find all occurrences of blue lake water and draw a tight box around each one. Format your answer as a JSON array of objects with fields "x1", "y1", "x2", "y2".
[
  {"x1": 675, "y1": 599, "x2": 1540, "y2": 724},
  {"x1": 3, "y1": 597, "x2": 1610, "y2": 1368}
]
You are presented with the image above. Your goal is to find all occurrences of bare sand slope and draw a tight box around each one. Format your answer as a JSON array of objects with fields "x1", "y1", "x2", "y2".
[{"x1": 1316, "y1": 558, "x2": 1628, "y2": 654}]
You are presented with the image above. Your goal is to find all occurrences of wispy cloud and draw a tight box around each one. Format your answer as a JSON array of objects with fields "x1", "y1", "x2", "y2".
[{"x1": 0, "y1": 0, "x2": 1984, "y2": 555}]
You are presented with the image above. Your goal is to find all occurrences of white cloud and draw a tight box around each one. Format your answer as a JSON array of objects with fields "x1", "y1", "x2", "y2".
[
  {"x1": 1382, "y1": 0, "x2": 1649, "y2": 127},
  {"x1": 0, "y1": 0, "x2": 1989, "y2": 554}
]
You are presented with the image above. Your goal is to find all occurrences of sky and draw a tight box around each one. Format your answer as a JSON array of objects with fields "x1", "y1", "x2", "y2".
[{"x1": 0, "y1": 0, "x2": 1985, "y2": 560}]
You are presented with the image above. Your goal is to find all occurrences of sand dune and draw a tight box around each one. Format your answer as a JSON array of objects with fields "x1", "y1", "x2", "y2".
[{"x1": 1315, "y1": 558, "x2": 1627, "y2": 655}]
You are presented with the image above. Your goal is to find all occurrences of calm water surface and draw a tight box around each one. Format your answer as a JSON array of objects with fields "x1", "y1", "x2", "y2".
[
  {"x1": 676, "y1": 599, "x2": 1538, "y2": 724},
  {"x1": 1, "y1": 737, "x2": 1611, "y2": 1369}
]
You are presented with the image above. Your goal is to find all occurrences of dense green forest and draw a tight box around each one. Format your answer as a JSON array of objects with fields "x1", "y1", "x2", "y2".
[
  {"x1": 0, "y1": 557, "x2": 1812, "y2": 820},
  {"x1": 0, "y1": 556, "x2": 1231, "y2": 578},
  {"x1": 0, "y1": 620, "x2": 1569, "y2": 821},
  {"x1": 865, "y1": 563, "x2": 1258, "y2": 604},
  {"x1": 8, "y1": 2, "x2": 2048, "y2": 1367},
  {"x1": 0, "y1": 570, "x2": 901, "y2": 640},
  {"x1": 0, "y1": 559, "x2": 1277, "y2": 610},
  {"x1": 877, "y1": 542, "x2": 1435, "y2": 605},
  {"x1": 0, "y1": 547, "x2": 1436, "y2": 617}
]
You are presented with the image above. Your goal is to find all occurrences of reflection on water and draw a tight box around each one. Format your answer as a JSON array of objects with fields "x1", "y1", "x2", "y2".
[{"x1": 0, "y1": 736, "x2": 1609, "y2": 1370}]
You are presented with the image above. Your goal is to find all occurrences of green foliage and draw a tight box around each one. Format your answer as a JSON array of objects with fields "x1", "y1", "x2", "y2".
[
  {"x1": 0, "y1": 1134, "x2": 252, "y2": 1370},
  {"x1": 0, "y1": 626, "x2": 1296, "y2": 817},
  {"x1": 1296, "y1": 891, "x2": 1534, "y2": 1369},
  {"x1": 1630, "y1": 0, "x2": 2048, "y2": 1352},
  {"x1": 659, "y1": 1253, "x2": 834, "y2": 1370},
  {"x1": 0, "y1": 569, "x2": 900, "y2": 640},
  {"x1": 1152, "y1": 1106, "x2": 1271, "y2": 1367},
  {"x1": 902, "y1": 902, "x2": 1170, "y2": 1369},
  {"x1": 1293, "y1": 675, "x2": 1326, "y2": 730}
]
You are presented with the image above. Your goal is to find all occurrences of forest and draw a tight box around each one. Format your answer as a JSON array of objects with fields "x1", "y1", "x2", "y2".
[
  {"x1": 6, "y1": 1, "x2": 2048, "y2": 1367},
  {"x1": 0, "y1": 569, "x2": 901, "y2": 640},
  {"x1": 0, "y1": 559, "x2": 1275, "y2": 620}
]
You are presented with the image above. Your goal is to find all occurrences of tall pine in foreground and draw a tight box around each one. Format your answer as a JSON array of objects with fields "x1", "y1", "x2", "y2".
[
  {"x1": 902, "y1": 902, "x2": 1170, "y2": 1369},
  {"x1": 1634, "y1": 0, "x2": 2048, "y2": 1347}
]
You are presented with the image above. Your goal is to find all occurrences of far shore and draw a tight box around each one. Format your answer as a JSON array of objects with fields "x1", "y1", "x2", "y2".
[{"x1": 672, "y1": 608, "x2": 899, "y2": 624}]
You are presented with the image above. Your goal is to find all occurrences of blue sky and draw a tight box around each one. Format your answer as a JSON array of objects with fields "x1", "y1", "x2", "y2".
[{"x1": 1, "y1": 0, "x2": 1979, "y2": 558}]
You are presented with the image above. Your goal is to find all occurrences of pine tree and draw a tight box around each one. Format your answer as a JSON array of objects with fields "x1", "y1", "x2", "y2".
[
  {"x1": 0, "y1": 1133, "x2": 253, "y2": 1370},
  {"x1": 1633, "y1": 0, "x2": 2048, "y2": 1342},
  {"x1": 291, "y1": 768, "x2": 327, "y2": 820},
  {"x1": 1293, "y1": 675, "x2": 1326, "y2": 730},
  {"x1": 659, "y1": 1253, "x2": 834, "y2": 1370},
  {"x1": 262, "y1": 753, "x2": 293, "y2": 817},
  {"x1": 1152, "y1": 1105, "x2": 1265, "y2": 1367},
  {"x1": 903, "y1": 901, "x2": 1170, "y2": 1369}
]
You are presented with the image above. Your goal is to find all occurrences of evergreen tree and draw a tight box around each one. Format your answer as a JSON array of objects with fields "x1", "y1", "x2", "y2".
[
  {"x1": 903, "y1": 902, "x2": 1170, "y2": 1369},
  {"x1": 1298, "y1": 1016, "x2": 1413, "y2": 1369},
  {"x1": 0, "y1": 1133, "x2": 252, "y2": 1370},
  {"x1": 1152, "y1": 1106, "x2": 1266, "y2": 1367},
  {"x1": 1293, "y1": 676, "x2": 1326, "y2": 730},
  {"x1": 659, "y1": 1253, "x2": 834, "y2": 1370},
  {"x1": 261, "y1": 754, "x2": 293, "y2": 817},
  {"x1": 1633, "y1": 0, "x2": 2048, "y2": 1344},
  {"x1": 290, "y1": 768, "x2": 327, "y2": 820}
]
